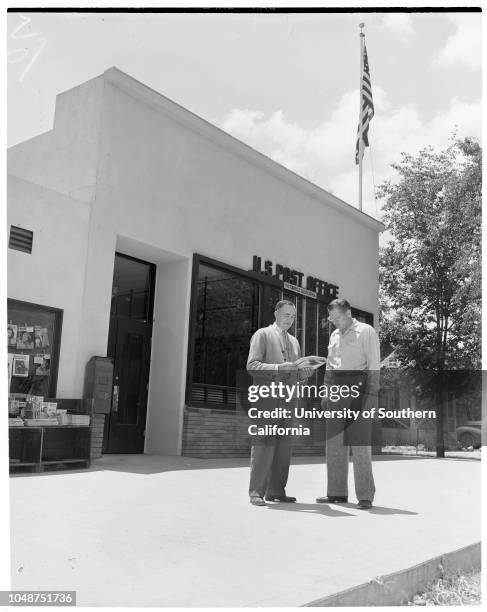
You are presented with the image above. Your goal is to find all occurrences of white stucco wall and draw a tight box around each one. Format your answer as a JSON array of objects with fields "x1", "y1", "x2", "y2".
[
  {"x1": 7, "y1": 67, "x2": 383, "y2": 455},
  {"x1": 96, "y1": 70, "x2": 380, "y2": 316},
  {"x1": 145, "y1": 259, "x2": 192, "y2": 455},
  {"x1": 8, "y1": 76, "x2": 104, "y2": 202},
  {"x1": 7, "y1": 175, "x2": 90, "y2": 397}
]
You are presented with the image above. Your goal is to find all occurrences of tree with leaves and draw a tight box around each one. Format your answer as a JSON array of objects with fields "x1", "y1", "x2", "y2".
[{"x1": 378, "y1": 136, "x2": 481, "y2": 456}]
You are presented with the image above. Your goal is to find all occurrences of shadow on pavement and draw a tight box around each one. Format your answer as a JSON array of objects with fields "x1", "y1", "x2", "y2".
[
  {"x1": 265, "y1": 502, "x2": 417, "y2": 516},
  {"x1": 9, "y1": 451, "x2": 479, "y2": 479},
  {"x1": 10, "y1": 454, "x2": 251, "y2": 477},
  {"x1": 350, "y1": 504, "x2": 418, "y2": 515},
  {"x1": 265, "y1": 502, "x2": 354, "y2": 517}
]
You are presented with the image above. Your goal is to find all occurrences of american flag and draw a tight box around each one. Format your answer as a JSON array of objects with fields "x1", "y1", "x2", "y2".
[{"x1": 355, "y1": 44, "x2": 374, "y2": 165}]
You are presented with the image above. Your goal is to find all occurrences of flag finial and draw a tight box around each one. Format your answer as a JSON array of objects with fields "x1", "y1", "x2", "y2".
[{"x1": 359, "y1": 22, "x2": 365, "y2": 37}]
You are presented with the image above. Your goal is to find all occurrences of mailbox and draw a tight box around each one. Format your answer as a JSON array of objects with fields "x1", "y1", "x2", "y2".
[{"x1": 83, "y1": 356, "x2": 113, "y2": 414}]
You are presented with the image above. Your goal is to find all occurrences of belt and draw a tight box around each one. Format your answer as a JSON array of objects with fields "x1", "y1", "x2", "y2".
[{"x1": 328, "y1": 370, "x2": 367, "y2": 377}]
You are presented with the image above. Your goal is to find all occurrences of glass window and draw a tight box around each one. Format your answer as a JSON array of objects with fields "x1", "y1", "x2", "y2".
[
  {"x1": 352, "y1": 308, "x2": 374, "y2": 326},
  {"x1": 7, "y1": 299, "x2": 62, "y2": 398},
  {"x1": 317, "y1": 301, "x2": 331, "y2": 359},
  {"x1": 294, "y1": 296, "x2": 305, "y2": 347},
  {"x1": 305, "y1": 299, "x2": 318, "y2": 356},
  {"x1": 189, "y1": 258, "x2": 374, "y2": 407},
  {"x1": 259, "y1": 284, "x2": 282, "y2": 328},
  {"x1": 194, "y1": 264, "x2": 259, "y2": 389},
  {"x1": 111, "y1": 254, "x2": 154, "y2": 322},
  {"x1": 305, "y1": 299, "x2": 319, "y2": 387}
]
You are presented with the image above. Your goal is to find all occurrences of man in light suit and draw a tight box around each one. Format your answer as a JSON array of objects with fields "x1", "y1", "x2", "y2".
[
  {"x1": 247, "y1": 300, "x2": 313, "y2": 506},
  {"x1": 316, "y1": 298, "x2": 380, "y2": 510}
]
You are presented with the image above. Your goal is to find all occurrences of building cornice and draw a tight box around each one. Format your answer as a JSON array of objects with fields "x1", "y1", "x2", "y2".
[{"x1": 103, "y1": 67, "x2": 385, "y2": 233}]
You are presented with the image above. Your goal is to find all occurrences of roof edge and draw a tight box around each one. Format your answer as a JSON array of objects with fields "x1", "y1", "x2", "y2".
[{"x1": 102, "y1": 67, "x2": 385, "y2": 233}]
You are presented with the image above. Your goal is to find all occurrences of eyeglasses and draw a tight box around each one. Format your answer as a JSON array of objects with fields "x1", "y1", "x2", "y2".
[{"x1": 327, "y1": 311, "x2": 345, "y2": 322}]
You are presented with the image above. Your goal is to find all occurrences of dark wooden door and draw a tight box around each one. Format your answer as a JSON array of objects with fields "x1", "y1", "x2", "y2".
[{"x1": 104, "y1": 316, "x2": 152, "y2": 453}]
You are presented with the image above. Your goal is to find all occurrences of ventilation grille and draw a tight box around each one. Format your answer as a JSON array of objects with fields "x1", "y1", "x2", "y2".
[{"x1": 9, "y1": 226, "x2": 33, "y2": 254}]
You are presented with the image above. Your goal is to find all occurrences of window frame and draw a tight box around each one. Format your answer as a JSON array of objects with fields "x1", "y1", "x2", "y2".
[
  {"x1": 7, "y1": 298, "x2": 63, "y2": 398},
  {"x1": 186, "y1": 253, "x2": 374, "y2": 409}
]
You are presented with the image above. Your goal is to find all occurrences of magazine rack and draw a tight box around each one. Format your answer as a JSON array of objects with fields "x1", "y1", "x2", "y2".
[{"x1": 9, "y1": 398, "x2": 94, "y2": 473}]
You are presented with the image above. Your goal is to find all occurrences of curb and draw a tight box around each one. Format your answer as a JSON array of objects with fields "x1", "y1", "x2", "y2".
[{"x1": 304, "y1": 542, "x2": 481, "y2": 607}]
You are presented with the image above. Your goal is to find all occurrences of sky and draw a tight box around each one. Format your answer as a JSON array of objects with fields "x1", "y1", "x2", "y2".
[{"x1": 6, "y1": 9, "x2": 482, "y2": 218}]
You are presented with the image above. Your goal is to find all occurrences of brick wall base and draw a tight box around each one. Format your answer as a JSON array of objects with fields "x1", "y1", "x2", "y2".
[{"x1": 182, "y1": 406, "x2": 326, "y2": 459}]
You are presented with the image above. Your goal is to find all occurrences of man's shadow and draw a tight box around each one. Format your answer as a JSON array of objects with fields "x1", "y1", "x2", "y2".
[
  {"x1": 359, "y1": 505, "x2": 418, "y2": 515},
  {"x1": 265, "y1": 502, "x2": 418, "y2": 516},
  {"x1": 265, "y1": 502, "x2": 354, "y2": 516}
]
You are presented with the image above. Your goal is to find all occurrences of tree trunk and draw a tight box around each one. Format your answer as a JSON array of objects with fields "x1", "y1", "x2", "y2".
[{"x1": 436, "y1": 373, "x2": 445, "y2": 458}]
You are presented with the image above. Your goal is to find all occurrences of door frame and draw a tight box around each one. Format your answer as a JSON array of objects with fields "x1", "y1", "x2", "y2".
[{"x1": 104, "y1": 252, "x2": 156, "y2": 453}]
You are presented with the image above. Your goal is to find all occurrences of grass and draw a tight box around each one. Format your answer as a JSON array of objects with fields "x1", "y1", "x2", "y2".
[{"x1": 407, "y1": 570, "x2": 481, "y2": 606}]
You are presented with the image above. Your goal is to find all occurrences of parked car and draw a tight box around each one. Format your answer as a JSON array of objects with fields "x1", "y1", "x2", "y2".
[{"x1": 455, "y1": 421, "x2": 481, "y2": 449}]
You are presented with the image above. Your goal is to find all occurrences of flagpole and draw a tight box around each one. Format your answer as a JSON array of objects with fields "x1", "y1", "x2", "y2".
[{"x1": 358, "y1": 23, "x2": 365, "y2": 211}]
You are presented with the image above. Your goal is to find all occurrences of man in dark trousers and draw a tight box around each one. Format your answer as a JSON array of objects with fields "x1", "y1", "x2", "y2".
[
  {"x1": 247, "y1": 300, "x2": 313, "y2": 506},
  {"x1": 316, "y1": 298, "x2": 380, "y2": 510}
]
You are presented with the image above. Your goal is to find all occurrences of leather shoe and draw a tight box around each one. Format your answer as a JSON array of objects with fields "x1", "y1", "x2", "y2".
[
  {"x1": 250, "y1": 496, "x2": 266, "y2": 506},
  {"x1": 316, "y1": 496, "x2": 348, "y2": 503},
  {"x1": 357, "y1": 500, "x2": 372, "y2": 509},
  {"x1": 265, "y1": 494, "x2": 296, "y2": 503}
]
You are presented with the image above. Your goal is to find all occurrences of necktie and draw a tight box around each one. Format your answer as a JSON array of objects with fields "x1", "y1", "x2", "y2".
[{"x1": 282, "y1": 330, "x2": 292, "y2": 361}]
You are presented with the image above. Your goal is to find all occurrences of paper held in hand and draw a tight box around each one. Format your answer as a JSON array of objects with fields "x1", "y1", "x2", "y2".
[{"x1": 293, "y1": 356, "x2": 327, "y2": 370}]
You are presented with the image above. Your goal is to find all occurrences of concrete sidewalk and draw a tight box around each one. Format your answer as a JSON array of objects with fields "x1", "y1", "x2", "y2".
[{"x1": 9, "y1": 454, "x2": 481, "y2": 607}]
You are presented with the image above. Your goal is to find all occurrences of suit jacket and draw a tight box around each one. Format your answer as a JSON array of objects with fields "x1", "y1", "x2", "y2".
[
  {"x1": 246, "y1": 325, "x2": 301, "y2": 428},
  {"x1": 247, "y1": 324, "x2": 301, "y2": 382},
  {"x1": 247, "y1": 324, "x2": 304, "y2": 411}
]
